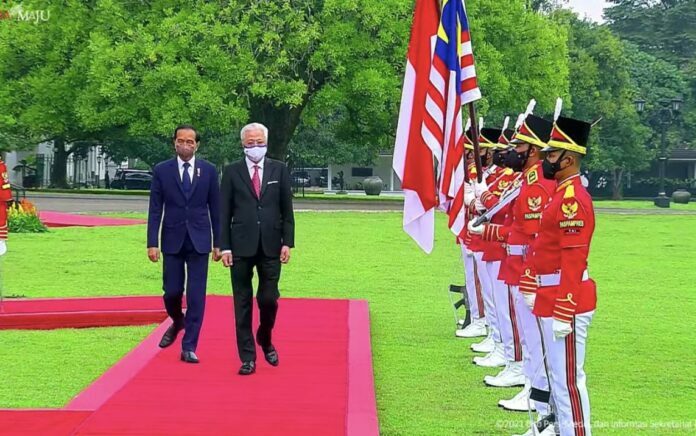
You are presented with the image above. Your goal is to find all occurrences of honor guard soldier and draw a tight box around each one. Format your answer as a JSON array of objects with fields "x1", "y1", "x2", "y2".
[
  {"x1": 457, "y1": 124, "x2": 488, "y2": 339},
  {"x1": 470, "y1": 108, "x2": 558, "y2": 424},
  {"x1": 527, "y1": 104, "x2": 597, "y2": 436},
  {"x1": 468, "y1": 125, "x2": 508, "y2": 367},
  {"x1": 473, "y1": 124, "x2": 525, "y2": 382}
]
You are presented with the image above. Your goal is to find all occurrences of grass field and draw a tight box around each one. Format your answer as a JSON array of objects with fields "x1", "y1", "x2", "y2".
[
  {"x1": 1, "y1": 212, "x2": 695, "y2": 434},
  {"x1": 594, "y1": 200, "x2": 696, "y2": 210},
  {"x1": 0, "y1": 326, "x2": 154, "y2": 408}
]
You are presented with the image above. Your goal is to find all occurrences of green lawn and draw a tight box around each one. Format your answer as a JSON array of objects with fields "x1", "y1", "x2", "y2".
[
  {"x1": 1, "y1": 212, "x2": 695, "y2": 434},
  {"x1": 594, "y1": 199, "x2": 696, "y2": 210},
  {"x1": 0, "y1": 326, "x2": 154, "y2": 408}
]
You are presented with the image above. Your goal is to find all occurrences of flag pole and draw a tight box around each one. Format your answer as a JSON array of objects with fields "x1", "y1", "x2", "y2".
[{"x1": 467, "y1": 102, "x2": 483, "y2": 183}]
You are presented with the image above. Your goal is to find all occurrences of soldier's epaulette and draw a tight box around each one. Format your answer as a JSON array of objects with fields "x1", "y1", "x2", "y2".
[
  {"x1": 503, "y1": 167, "x2": 514, "y2": 176},
  {"x1": 557, "y1": 178, "x2": 574, "y2": 193},
  {"x1": 526, "y1": 167, "x2": 539, "y2": 185}
]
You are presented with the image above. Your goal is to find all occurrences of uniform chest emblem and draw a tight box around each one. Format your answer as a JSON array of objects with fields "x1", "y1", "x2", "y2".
[
  {"x1": 527, "y1": 196, "x2": 542, "y2": 212},
  {"x1": 498, "y1": 180, "x2": 510, "y2": 190},
  {"x1": 562, "y1": 201, "x2": 579, "y2": 219}
]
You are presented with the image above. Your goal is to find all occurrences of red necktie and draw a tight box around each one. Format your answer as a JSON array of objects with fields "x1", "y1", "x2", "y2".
[{"x1": 252, "y1": 165, "x2": 261, "y2": 198}]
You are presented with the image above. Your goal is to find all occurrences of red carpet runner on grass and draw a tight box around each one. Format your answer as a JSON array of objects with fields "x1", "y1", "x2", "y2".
[
  {"x1": 0, "y1": 296, "x2": 378, "y2": 435},
  {"x1": 38, "y1": 211, "x2": 146, "y2": 228}
]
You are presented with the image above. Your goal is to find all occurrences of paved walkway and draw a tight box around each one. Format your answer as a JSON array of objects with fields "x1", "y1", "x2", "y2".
[
  {"x1": 25, "y1": 192, "x2": 696, "y2": 215},
  {"x1": 26, "y1": 192, "x2": 403, "y2": 213}
]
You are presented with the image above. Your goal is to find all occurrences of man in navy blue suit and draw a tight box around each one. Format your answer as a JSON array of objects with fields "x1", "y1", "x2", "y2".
[{"x1": 147, "y1": 124, "x2": 221, "y2": 363}]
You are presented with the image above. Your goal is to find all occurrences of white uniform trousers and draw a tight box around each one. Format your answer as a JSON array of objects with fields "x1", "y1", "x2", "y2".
[
  {"x1": 473, "y1": 251, "x2": 499, "y2": 342},
  {"x1": 539, "y1": 313, "x2": 594, "y2": 436},
  {"x1": 512, "y1": 285, "x2": 551, "y2": 414},
  {"x1": 461, "y1": 245, "x2": 482, "y2": 320},
  {"x1": 488, "y1": 261, "x2": 522, "y2": 362}
]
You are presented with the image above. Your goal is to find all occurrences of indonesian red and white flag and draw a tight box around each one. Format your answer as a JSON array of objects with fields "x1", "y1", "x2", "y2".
[{"x1": 393, "y1": 0, "x2": 440, "y2": 253}]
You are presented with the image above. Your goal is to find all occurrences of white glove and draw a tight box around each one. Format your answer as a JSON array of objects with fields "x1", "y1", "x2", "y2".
[
  {"x1": 552, "y1": 319, "x2": 573, "y2": 341},
  {"x1": 523, "y1": 292, "x2": 536, "y2": 310},
  {"x1": 474, "y1": 179, "x2": 489, "y2": 198},
  {"x1": 464, "y1": 182, "x2": 475, "y2": 207},
  {"x1": 0, "y1": 239, "x2": 6, "y2": 256},
  {"x1": 465, "y1": 248, "x2": 474, "y2": 257},
  {"x1": 467, "y1": 220, "x2": 484, "y2": 235},
  {"x1": 474, "y1": 198, "x2": 486, "y2": 213}
]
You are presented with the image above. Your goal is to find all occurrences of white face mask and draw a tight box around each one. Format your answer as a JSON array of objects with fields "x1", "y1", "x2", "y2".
[{"x1": 244, "y1": 145, "x2": 267, "y2": 163}]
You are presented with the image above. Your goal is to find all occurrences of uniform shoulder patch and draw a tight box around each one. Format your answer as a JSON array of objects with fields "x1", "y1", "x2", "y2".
[
  {"x1": 526, "y1": 168, "x2": 538, "y2": 185},
  {"x1": 504, "y1": 167, "x2": 514, "y2": 176},
  {"x1": 563, "y1": 184, "x2": 575, "y2": 199}
]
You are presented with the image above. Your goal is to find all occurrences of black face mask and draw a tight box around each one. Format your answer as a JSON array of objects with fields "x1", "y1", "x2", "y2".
[
  {"x1": 505, "y1": 147, "x2": 531, "y2": 172},
  {"x1": 542, "y1": 151, "x2": 567, "y2": 180},
  {"x1": 493, "y1": 150, "x2": 507, "y2": 167}
]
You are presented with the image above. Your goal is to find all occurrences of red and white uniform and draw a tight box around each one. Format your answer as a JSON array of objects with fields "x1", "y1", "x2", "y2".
[
  {"x1": 0, "y1": 159, "x2": 11, "y2": 241},
  {"x1": 477, "y1": 168, "x2": 523, "y2": 364},
  {"x1": 529, "y1": 175, "x2": 597, "y2": 319},
  {"x1": 529, "y1": 174, "x2": 596, "y2": 436},
  {"x1": 469, "y1": 165, "x2": 505, "y2": 344},
  {"x1": 479, "y1": 161, "x2": 556, "y2": 412},
  {"x1": 461, "y1": 162, "x2": 485, "y2": 321}
]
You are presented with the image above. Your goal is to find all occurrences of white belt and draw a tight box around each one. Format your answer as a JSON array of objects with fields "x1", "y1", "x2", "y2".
[
  {"x1": 537, "y1": 270, "x2": 589, "y2": 287},
  {"x1": 506, "y1": 244, "x2": 527, "y2": 256}
]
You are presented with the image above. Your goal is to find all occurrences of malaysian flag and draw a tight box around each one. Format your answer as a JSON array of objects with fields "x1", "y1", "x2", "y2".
[
  {"x1": 393, "y1": 0, "x2": 481, "y2": 252},
  {"x1": 432, "y1": 0, "x2": 481, "y2": 238}
]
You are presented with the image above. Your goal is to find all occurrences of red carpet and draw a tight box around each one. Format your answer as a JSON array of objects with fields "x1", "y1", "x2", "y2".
[
  {"x1": 0, "y1": 411, "x2": 92, "y2": 434},
  {"x1": 0, "y1": 296, "x2": 378, "y2": 435},
  {"x1": 0, "y1": 296, "x2": 168, "y2": 329},
  {"x1": 39, "y1": 211, "x2": 146, "y2": 227}
]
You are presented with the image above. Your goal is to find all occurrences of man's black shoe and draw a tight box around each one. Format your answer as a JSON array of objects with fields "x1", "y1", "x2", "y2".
[
  {"x1": 180, "y1": 350, "x2": 199, "y2": 364},
  {"x1": 159, "y1": 323, "x2": 183, "y2": 348},
  {"x1": 239, "y1": 361, "x2": 256, "y2": 375},
  {"x1": 263, "y1": 346, "x2": 279, "y2": 367}
]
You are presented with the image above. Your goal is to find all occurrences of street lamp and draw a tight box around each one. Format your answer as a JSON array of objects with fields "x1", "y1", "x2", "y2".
[
  {"x1": 634, "y1": 96, "x2": 683, "y2": 208},
  {"x1": 634, "y1": 98, "x2": 646, "y2": 113},
  {"x1": 96, "y1": 154, "x2": 102, "y2": 188}
]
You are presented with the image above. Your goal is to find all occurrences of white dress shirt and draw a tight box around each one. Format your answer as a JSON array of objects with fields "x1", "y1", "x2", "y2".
[
  {"x1": 177, "y1": 156, "x2": 196, "y2": 182},
  {"x1": 246, "y1": 157, "x2": 264, "y2": 182}
]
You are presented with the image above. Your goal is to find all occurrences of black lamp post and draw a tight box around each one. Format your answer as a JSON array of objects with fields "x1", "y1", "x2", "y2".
[{"x1": 635, "y1": 96, "x2": 683, "y2": 208}]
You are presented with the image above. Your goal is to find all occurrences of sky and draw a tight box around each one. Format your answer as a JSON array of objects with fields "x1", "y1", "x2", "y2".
[{"x1": 567, "y1": 0, "x2": 611, "y2": 23}]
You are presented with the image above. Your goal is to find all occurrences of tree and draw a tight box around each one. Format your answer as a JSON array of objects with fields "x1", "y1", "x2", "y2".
[
  {"x1": 73, "y1": 0, "x2": 416, "y2": 165},
  {"x1": 293, "y1": 0, "x2": 572, "y2": 166},
  {"x1": 56, "y1": 0, "x2": 572, "y2": 167},
  {"x1": 605, "y1": 0, "x2": 696, "y2": 68},
  {"x1": 468, "y1": 0, "x2": 571, "y2": 121},
  {"x1": 0, "y1": 1, "x2": 102, "y2": 187},
  {"x1": 2, "y1": 0, "x2": 572, "y2": 175},
  {"x1": 606, "y1": 0, "x2": 695, "y2": 145},
  {"x1": 554, "y1": 11, "x2": 650, "y2": 199},
  {"x1": 528, "y1": 0, "x2": 569, "y2": 13}
]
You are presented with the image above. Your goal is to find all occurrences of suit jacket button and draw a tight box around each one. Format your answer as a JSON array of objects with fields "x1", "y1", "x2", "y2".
[{"x1": 257, "y1": 221, "x2": 261, "y2": 225}]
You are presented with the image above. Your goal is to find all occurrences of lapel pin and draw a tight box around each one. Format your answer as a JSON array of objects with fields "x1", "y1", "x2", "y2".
[{"x1": 197, "y1": 168, "x2": 201, "y2": 177}]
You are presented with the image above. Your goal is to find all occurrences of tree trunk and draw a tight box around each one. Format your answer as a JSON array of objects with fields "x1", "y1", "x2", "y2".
[
  {"x1": 51, "y1": 137, "x2": 70, "y2": 188},
  {"x1": 250, "y1": 98, "x2": 308, "y2": 162},
  {"x1": 611, "y1": 168, "x2": 624, "y2": 200}
]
